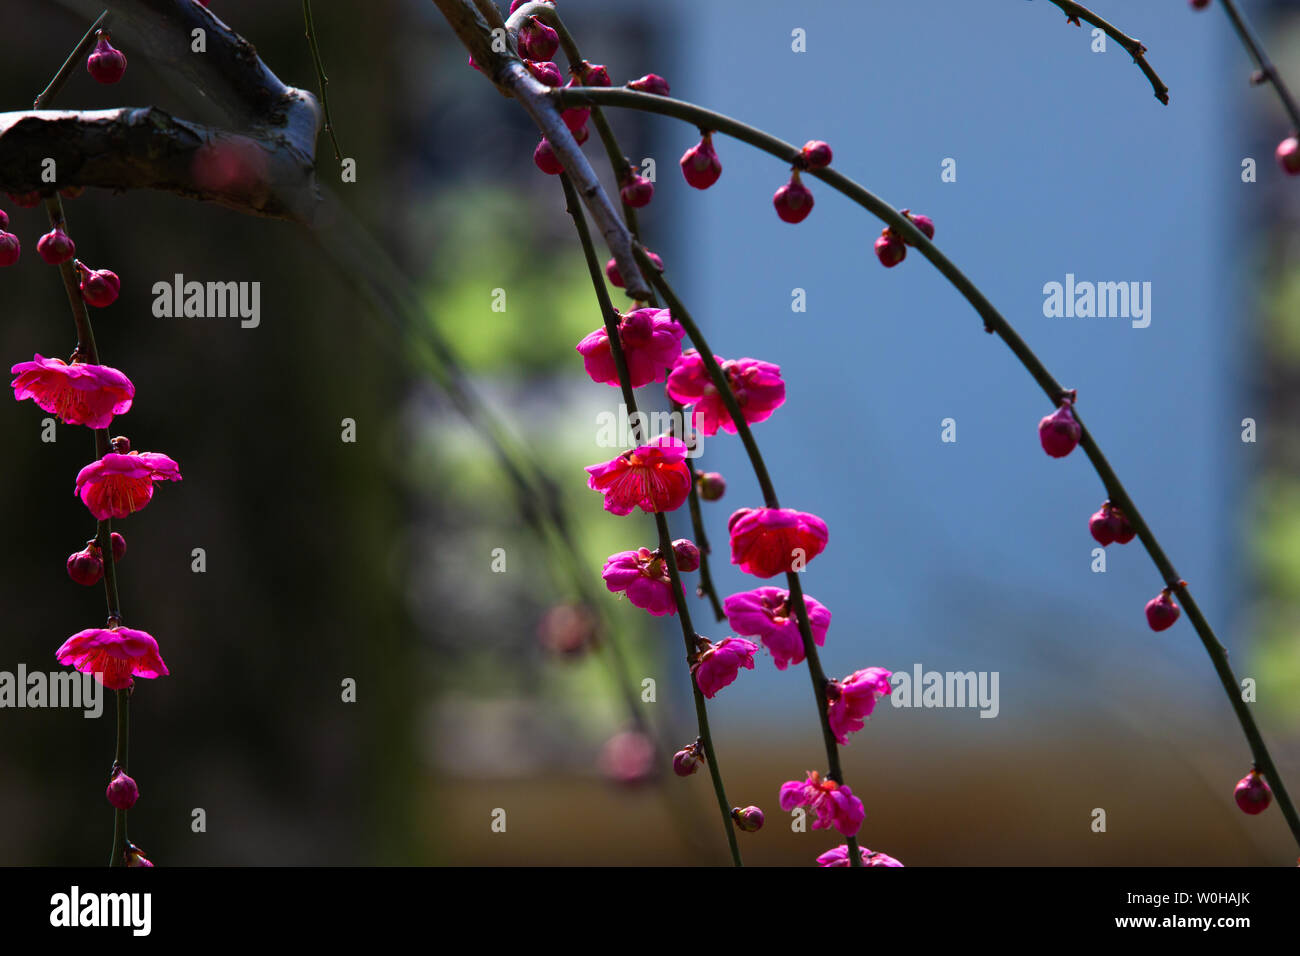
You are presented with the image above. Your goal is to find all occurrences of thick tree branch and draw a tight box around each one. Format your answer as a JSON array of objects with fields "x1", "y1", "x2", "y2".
[{"x1": 4, "y1": 0, "x2": 321, "y2": 221}]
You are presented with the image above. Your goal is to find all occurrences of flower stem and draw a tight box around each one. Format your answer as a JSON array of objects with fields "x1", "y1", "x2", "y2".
[
  {"x1": 1041, "y1": 2, "x2": 1169, "y2": 104},
  {"x1": 561, "y1": 172, "x2": 743, "y2": 865},
  {"x1": 302, "y1": 0, "x2": 343, "y2": 162},
  {"x1": 558, "y1": 84, "x2": 1300, "y2": 851},
  {"x1": 33, "y1": 10, "x2": 109, "y2": 109}
]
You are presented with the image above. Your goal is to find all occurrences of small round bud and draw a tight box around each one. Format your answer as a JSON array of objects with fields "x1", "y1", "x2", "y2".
[
  {"x1": 680, "y1": 133, "x2": 722, "y2": 189},
  {"x1": 580, "y1": 62, "x2": 611, "y2": 87},
  {"x1": 671, "y1": 539, "x2": 701, "y2": 573},
  {"x1": 901, "y1": 209, "x2": 935, "y2": 243},
  {"x1": 561, "y1": 79, "x2": 591, "y2": 131},
  {"x1": 87, "y1": 32, "x2": 127, "y2": 85},
  {"x1": 67, "y1": 547, "x2": 104, "y2": 587},
  {"x1": 106, "y1": 769, "x2": 139, "y2": 810},
  {"x1": 519, "y1": 17, "x2": 559, "y2": 61},
  {"x1": 110, "y1": 435, "x2": 131, "y2": 453},
  {"x1": 672, "y1": 746, "x2": 702, "y2": 777},
  {"x1": 573, "y1": 124, "x2": 590, "y2": 145},
  {"x1": 1111, "y1": 508, "x2": 1136, "y2": 544},
  {"x1": 1145, "y1": 590, "x2": 1181, "y2": 632},
  {"x1": 0, "y1": 231, "x2": 19, "y2": 267},
  {"x1": 605, "y1": 250, "x2": 662, "y2": 288},
  {"x1": 525, "y1": 60, "x2": 563, "y2": 87},
  {"x1": 533, "y1": 138, "x2": 564, "y2": 175},
  {"x1": 800, "y1": 140, "x2": 833, "y2": 169},
  {"x1": 1234, "y1": 769, "x2": 1272, "y2": 815},
  {"x1": 1038, "y1": 402, "x2": 1081, "y2": 458},
  {"x1": 697, "y1": 472, "x2": 726, "y2": 501},
  {"x1": 78, "y1": 263, "x2": 120, "y2": 308},
  {"x1": 36, "y1": 226, "x2": 75, "y2": 265},
  {"x1": 110, "y1": 532, "x2": 127, "y2": 563},
  {"x1": 1276, "y1": 136, "x2": 1300, "y2": 175},
  {"x1": 773, "y1": 173, "x2": 814, "y2": 223},
  {"x1": 1189, "y1": 0, "x2": 1211, "y2": 9},
  {"x1": 1088, "y1": 504, "x2": 1123, "y2": 546},
  {"x1": 627, "y1": 73, "x2": 670, "y2": 96},
  {"x1": 620, "y1": 173, "x2": 654, "y2": 209},
  {"x1": 732, "y1": 806, "x2": 765, "y2": 832},
  {"x1": 874, "y1": 230, "x2": 906, "y2": 268}
]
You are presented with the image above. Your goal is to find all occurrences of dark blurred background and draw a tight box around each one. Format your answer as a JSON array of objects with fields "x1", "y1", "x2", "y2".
[{"x1": 1, "y1": 0, "x2": 1298, "y2": 866}]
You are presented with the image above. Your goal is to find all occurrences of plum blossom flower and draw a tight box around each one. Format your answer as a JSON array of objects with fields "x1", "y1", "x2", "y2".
[
  {"x1": 602, "y1": 547, "x2": 676, "y2": 616},
  {"x1": 693, "y1": 637, "x2": 759, "y2": 698},
  {"x1": 723, "y1": 586, "x2": 830, "y2": 670},
  {"x1": 816, "y1": 844, "x2": 903, "y2": 867},
  {"x1": 576, "y1": 308, "x2": 684, "y2": 388},
  {"x1": 55, "y1": 626, "x2": 169, "y2": 690},
  {"x1": 827, "y1": 667, "x2": 893, "y2": 744},
  {"x1": 729, "y1": 507, "x2": 828, "y2": 578},
  {"x1": 75, "y1": 449, "x2": 181, "y2": 520},
  {"x1": 666, "y1": 350, "x2": 785, "y2": 436},
  {"x1": 586, "y1": 436, "x2": 691, "y2": 516},
  {"x1": 10, "y1": 355, "x2": 134, "y2": 428},
  {"x1": 779, "y1": 771, "x2": 865, "y2": 836}
]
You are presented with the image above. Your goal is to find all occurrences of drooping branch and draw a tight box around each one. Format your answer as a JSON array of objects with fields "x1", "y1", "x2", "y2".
[{"x1": 3, "y1": 0, "x2": 321, "y2": 221}]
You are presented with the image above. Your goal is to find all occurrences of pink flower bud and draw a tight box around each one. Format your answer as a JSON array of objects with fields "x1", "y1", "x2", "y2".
[
  {"x1": 874, "y1": 229, "x2": 906, "y2": 267},
  {"x1": 901, "y1": 208, "x2": 935, "y2": 243},
  {"x1": 87, "y1": 32, "x2": 127, "y2": 85},
  {"x1": 78, "y1": 264, "x2": 120, "y2": 308},
  {"x1": 1112, "y1": 508, "x2": 1136, "y2": 544},
  {"x1": 672, "y1": 539, "x2": 701, "y2": 573},
  {"x1": 519, "y1": 17, "x2": 559, "y2": 60},
  {"x1": 1189, "y1": 0, "x2": 1211, "y2": 9},
  {"x1": 680, "y1": 133, "x2": 722, "y2": 190},
  {"x1": 605, "y1": 250, "x2": 661, "y2": 288},
  {"x1": 628, "y1": 73, "x2": 670, "y2": 96},
  {"x1": 110, "y1": 531, "x2": 127, "y2": 563},
  {"x1": 580, "y1": 62, "x2": 611, "y2": 87},
  {"x1": 0, "y1": 231, "x2": 18, "y2": 267},
  {"x1": 525, "y1": 60, "x2": 563, "y2": 87},
  {"x1": 533, "y1": 137, "x2": 564, "y2": 175},
  {"x1": 1038, "y1": 402, "x2": 1081, "y2": 458},
  {"x1": 1276, "y1": 136, "x2": 1300, "y2": 175},
  {"x1": 36, "y1": 226, "x2": 75, "y2": 265},
  {"x1": 672, "y1": 744, "x2": 702, "y2": 777},
  {"x1": 800, "y1": 140, "x2": 833, "y2": 169},
  {"x1": 1234, "y1": 769, "x2": 1272, "y2": 815},
  {"x1": 773, "y1": 172, "x2": 814, "y2": 223},
  {"x1": 698, "y1": 471, "x2": 726, "y2": 501},
  {"x1": 573, "y1": 124, "x2": 590, "y2": 145},
  {"x1": 106, "y1": 769, "x2": 139, "y2": 810},
  {"x1": 67, "y1": 546, "x2": 104, "y2": 586},
  {"x1": 621, "y1": 173, "x2": 654, "y2": 208},
  {"x1": 732, "y1": 805, "x2": 765, "y2": 832},
  {"x1": 1145, "y1": 589, "x2": 1181, "y2": 632},
  {"x1": 1088, "y1": 503, "x2": 1124, "y2": 546}
]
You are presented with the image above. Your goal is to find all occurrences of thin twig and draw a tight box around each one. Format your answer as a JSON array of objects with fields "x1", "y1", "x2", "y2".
[
  {"x1": 560, "y1": 84, "x2": 1300, "y2": 851},
  {"x1": 1217, "y1": 0, "x2": 1300, "y2": 132},
  {"x1": 302, "y1": 0, "x2": 342, "y2": 162},
  {"x1": 33, "y1": 10, "x2": 110, "y2": 108},
  {"x1": 1041, "y1": 1, "x2": 1169, "y2": 104}
]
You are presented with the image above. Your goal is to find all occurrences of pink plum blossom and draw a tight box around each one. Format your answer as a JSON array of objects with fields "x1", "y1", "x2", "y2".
[
  {"x1": 728, "y1": 507, "x2": 828, "y2": 578},
  {"x1": 586, "y1": 436, "x2": 691, "y2": 516},
  {"x1": 55, "y1": 626, "x2": 169, "y2": 690},
  {"x1": 666, "y1": 350, "x2": 785, "y2": 436},
  {"x1": 827, "y1": 667, "x2": 893, "y2": 744},
  {"x1": 816, "y1": 844, "x2": 903, "y2": 867},
  {"x1": 693, "y1": 637, "x2": 759, "y2": 699},
  {"x1": 779, "y1": 771, "x2": 866, "y2": 836},
  {"x1": 11, "y1": 354, "x2": 134, "y2": 428},
  {"x1": 722, "y1": 586, "x2": 830, "y2": 670},
  {"x1": 602, "y1": 547, "x2": 676, "y2": 616},
  {"x1": 74, "y1": 450, "x2": 182, "y2": 520},
  {"x1": 576, "y1": 308, "x2": 684, "y2": 388}
]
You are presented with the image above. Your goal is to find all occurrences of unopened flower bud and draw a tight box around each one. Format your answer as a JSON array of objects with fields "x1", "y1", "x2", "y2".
[
  {"x1": 698, "y1": 472, "x2": 726, "y2": 501},
  {"x1": 78, "y1": 263, "x2": 120, "y2": 308},
  {"x1": 672, "y1": 745, "x2": 702, "y2": 777},
  {"x1": 874, "y1": 229, "x2": 906, "y2": 267},
  {"x1": 1145, "y1": 589, "x2": 1181, "y2": 632},
  {"x1": 67, "y1": 546, "x2": 104, "y2": 586},
  {"x1": 533, "y1": 137, "x2": 564, "y2": 175},
  {"x1": 110, "y1": 531, "x2": 127, "y2": 563},
  {"x1": 671, "y1": 539, "x2": 701, "y2": 573},
  {"x1": 1234, "y1": 769, "x2": 1272, "y2": 815},
  {"x1": 0, "y1": 231, "x2": 18, "y2": 267},
  {"x1": 621, "y1": 173, "x2": 654, "y2": 209},
  {"x1": 519, "y1": 17, "x2": 559, "y2": 60},
  {"x1": 773, "y1": 172, "x2": 814, "y2": 223},
  {"x1": 1038, "y1": 401, "x2": 1081, "y2": 458},
  {"x1": 627, "y1": 73, "x2": 670, "y2": 96},
  {"x1": 36, "y1": 226, "x2": 75, "y2": 265},
  {"x1": 87, "y1": 32, "x2": 128, "y2": 85},
  {"x1": 1277, "y1": 136, "x2": 1300, "y2": 175},
  {"x1": 800, "y1": 140, "x2": 833, "y2": 169},
  {"x1": 732, "y1": 805, "x2": 765, "y2": 832},
  {"x1": 106, "y1": 769, "x2": 139, "y2": 810}
]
